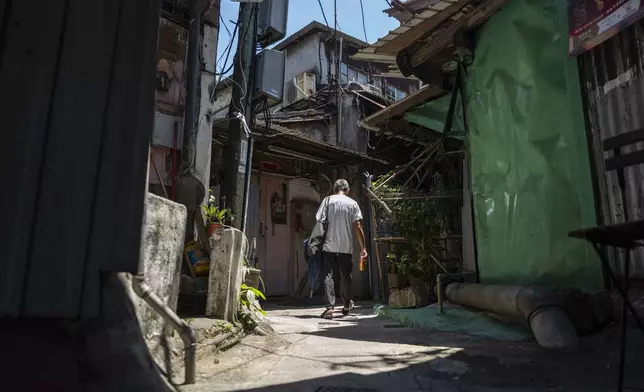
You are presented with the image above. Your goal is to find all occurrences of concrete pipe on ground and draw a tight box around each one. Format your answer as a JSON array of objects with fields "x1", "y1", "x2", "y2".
[{"x1": 445, "y1": 283, "x2": 579, "y2": 349}]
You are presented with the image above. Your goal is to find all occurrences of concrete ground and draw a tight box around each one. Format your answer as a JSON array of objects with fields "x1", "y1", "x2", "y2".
[{"x1": 180, "y1": 301, "x2": 644, "y2": 392}]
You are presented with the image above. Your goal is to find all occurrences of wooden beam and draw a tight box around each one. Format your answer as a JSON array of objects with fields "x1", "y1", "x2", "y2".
[
  {"x1": 410, "y1": 0, "x2": 509, "y2": 69},
  {"x1": 362, "y1": 84, "x2": 446, "y2": 127}
]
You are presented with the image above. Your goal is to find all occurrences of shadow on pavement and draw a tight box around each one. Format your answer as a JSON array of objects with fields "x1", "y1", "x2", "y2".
[{"x1": 261, "y1": 305, "x2": 644, "y2": 392}]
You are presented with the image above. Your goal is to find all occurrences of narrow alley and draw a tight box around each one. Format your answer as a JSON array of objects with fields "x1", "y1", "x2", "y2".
[{"x1": 181, "y1": 302, "x2": 644, "y2": 392}]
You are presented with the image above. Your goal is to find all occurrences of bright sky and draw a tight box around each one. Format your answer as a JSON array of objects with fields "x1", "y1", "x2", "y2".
[{"x1": 217, "y1": 0, "x2": 400, "y2": 76}]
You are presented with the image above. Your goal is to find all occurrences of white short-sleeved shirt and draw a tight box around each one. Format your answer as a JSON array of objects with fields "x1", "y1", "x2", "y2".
[{"x1": 315, "y1": 194, "x2": 363, "y2": 254}]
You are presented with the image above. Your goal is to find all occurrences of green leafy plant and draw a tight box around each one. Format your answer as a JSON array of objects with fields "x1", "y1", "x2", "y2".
[
  {"x1": 239, "y1": 283, "x2": 266, "y2": 316},
  {"x1": 201, "y1": 204, "x2": 233, "y2": 225},
  {"x1": 373, "y1": 175, "x2": 447, "y2": 281}
]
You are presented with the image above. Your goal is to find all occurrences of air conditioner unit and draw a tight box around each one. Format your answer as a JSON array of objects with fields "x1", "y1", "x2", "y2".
[
  {"x1": 257, "y1": 0, "x2": 289, "y2": 48},
  {"x1": 295, "y1": 72, "x2": 316, "y2": 101}
]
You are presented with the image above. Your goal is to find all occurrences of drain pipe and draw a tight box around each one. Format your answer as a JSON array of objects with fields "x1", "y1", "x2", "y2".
[
  {"x1": 181, "y1": 0, "x2": 201, "y2": 172},
  {"x1": 436, "y1": 273, "x2": 447, "y2": 314},
  {"x1": 445, "y1": 283, "x2": 579, "y2": 349},
  {"x1": 132, "y1": 276, "x2": 197, "y2": 384}
]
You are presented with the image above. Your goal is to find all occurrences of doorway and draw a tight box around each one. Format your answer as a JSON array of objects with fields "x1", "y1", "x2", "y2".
[{"x1": 258, "y1": 176, "x2": 290, "y2": 297}]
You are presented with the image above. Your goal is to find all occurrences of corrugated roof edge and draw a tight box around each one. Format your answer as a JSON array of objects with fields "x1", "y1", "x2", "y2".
[{"x1": 272, "y1": 21, "x2": 369, "y2": 52}]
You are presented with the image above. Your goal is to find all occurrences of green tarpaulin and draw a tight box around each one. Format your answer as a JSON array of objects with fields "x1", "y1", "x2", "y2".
[
  {"x1": 466, "y1": 0, "x2": 602, "y2": 289},
  {"x1": 404, "y1": 93, "x2": 466, "y2": 140}
]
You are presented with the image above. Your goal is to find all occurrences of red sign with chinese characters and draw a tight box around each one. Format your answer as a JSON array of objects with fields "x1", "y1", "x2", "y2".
[{"x1": 569, "y1": 0, "x2": 644, "y2": 55}]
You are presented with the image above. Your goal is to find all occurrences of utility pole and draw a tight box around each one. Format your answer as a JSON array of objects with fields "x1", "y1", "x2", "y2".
[
  {"x1": 334, "y1": 0, "x2": 342, "y2": 146},
  {"x1": 222, "y1": 2, "x2": 257, "y2": 229}
]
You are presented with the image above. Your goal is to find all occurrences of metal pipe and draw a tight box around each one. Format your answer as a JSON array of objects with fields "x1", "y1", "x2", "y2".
[
  {"x1": 171, "y1": 121, "x2": 178, "y2": 200},
  {"x1": 241, "y1": 135, "x2": 254, "y2": 233},
  {"x1": 436, "y1": 273, "x2": 446, "y2": 314},
  {"x1": 182, "y1": 0, "x2": 201, "y2": 172},
  {"x1": 436, "y1": 272, "x2": 472, "y2": 314},
  {"x1": 150, "y1": 152, "x2": 169, "y2": 199},
  {"x1": 132, "y1": 276, "x2": 197, "y2": 384},
  {"x1": 366, "y1": 187, "x2": 392, "y2": 214},
  {"x1": 445, "y1": 283, "x2": 579, "y2": 349},
  {"x1": 363, "y1": 172, "x2": 377, "y2": 300},
  {"x1": 241, "y1": 1, "x2": 259, "y2": 234}
]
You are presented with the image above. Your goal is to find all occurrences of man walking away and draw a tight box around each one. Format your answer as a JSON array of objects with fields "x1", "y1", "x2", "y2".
[{"x1": 317, "y1": 179, "x2": 367, "y2": 319}]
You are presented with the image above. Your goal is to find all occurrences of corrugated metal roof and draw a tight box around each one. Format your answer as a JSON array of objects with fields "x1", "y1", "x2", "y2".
[
  {"x1": 352, "y1": 0, "x2": 506, "y2": 68},
  {"x1": 351, "y1": 0, "x2": 464, "y2": 69},
  {"x1": 384, "y1": 0, "x2": 443, "y2": 23},
  {"x1": 356, "y1": 0, "x2": 463, "y2": 57},
  {"x1": 579, "y1": 20, "x2": 644, "y2": 279}
]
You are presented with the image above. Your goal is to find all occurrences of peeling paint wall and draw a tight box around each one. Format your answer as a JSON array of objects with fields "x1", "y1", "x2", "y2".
[
  {"x1": 156, "y1": 18, "x2": 187, "y2": 115},
  {"x1": 213, "y1": 84, "x2": 233, "y2": 120},
  {"x1": 285, "y1": 32, "x2": 328, "y2": 84},
  {"x1": 340, "y1": 94, "x2": 368, "y2": 152}
]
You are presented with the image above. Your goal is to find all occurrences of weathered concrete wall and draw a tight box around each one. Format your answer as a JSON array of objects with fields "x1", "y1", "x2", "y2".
[
  {"x1": 127, "y1": 193, "x2": 187, "y2": 374},
  {"x1": 339, "y1": 94, "x2": 368, "y2": 152},
  {"x1": 283, "y1": 120, "x2": 336, "y2": 144},
  {"x1": 285, "y1": 33, "x2": 325, "y2": 84},
  {"x1": 206, "y1": 228, "x2": 248, "y2": 321},
  {"x1": 213, "y1": 85, "x2": 233, "y2": 120}
]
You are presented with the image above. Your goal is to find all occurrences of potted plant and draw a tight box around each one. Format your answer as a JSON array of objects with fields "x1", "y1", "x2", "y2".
[
  {"x1": 386, "y1": 251, "x2": 408, "y2": 290},
  {"x1": 201, "y1": 204, "x2": 232, "y2": 236},
  {"x1": 242, "y1": 257, "x2": 265, "y2": 292}
]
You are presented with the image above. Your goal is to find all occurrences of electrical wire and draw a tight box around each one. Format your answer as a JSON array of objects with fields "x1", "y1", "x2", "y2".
[
  {"x1": 359, "y1": 0, "x2": 368, "y2": 42},
  {"x1": 231, "y1": 3, "x2": 258, "y2": 116},
  {"x1": 194, "y1": 2, "x2": 256, "y2": 157},
  {"x1": 220, "y1": 12, "x2": 233, "y2": 38},
  {"x1": 182, "y1": 9, "x2": 240, "y2": 176},
  {"x1": 316, "y1": 0, "x2": 331, "y2": 30}
]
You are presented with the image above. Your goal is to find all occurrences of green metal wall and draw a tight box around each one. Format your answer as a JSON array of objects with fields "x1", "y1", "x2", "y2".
[{"x1": 466, "y1": 0, "x2": 603, "y2": 289}]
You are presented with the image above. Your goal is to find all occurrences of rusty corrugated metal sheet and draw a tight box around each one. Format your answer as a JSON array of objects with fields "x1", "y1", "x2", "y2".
[{"x1": 579, "y1": 20, "x2": 644, "y2": 279}]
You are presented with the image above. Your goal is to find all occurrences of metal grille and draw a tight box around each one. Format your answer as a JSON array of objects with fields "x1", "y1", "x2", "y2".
[{"x1": 373, "y1": 190, "x2": 463, "y2": 239}]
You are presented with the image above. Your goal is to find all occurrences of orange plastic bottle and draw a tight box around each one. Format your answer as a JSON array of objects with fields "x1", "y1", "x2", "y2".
[{"x1": 359, "y1": 255, "x2": 367, "y2": 271}]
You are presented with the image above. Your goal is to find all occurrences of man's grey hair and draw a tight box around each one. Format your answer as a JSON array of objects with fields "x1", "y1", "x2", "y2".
[{"x1": 333, "y1": 179, "x2": 350, "y2": 193}]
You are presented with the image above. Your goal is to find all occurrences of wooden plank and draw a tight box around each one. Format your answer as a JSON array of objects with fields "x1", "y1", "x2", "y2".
[
  {"x1": 0, "y1": 1, "x2": 68, "y2": 317},
  {"x1": 24, "y1": 0, "x2": 122, "y2": 318},
  {"x1": 362, "y1": 85, "x2": 446, "y2": 127},
  {"x1": 466, "y1": 0, "x2": 509, "y2": 29},
  {"x1": 603, "y1": 128, "x2": 644, "y2": 151},
  {"x1": 376, "y1": 0, "x2": 470, "y2": 55}
]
